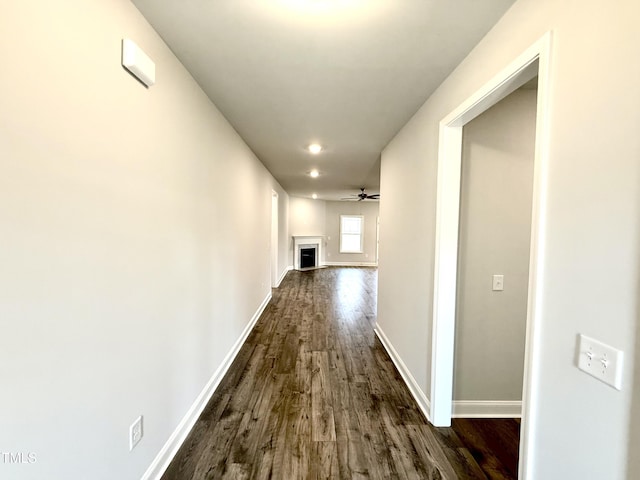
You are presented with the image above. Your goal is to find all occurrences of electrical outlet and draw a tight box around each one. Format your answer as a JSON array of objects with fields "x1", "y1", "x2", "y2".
[
  {"x1": 492, "y1": 274, "x2": 504, "y2": 291},
  {"x1": 577, "y1": 334, "x2": 624, "y2": 390},
  {"x1": 129, "y1": 415, "x2": 143, "y2": 451}
]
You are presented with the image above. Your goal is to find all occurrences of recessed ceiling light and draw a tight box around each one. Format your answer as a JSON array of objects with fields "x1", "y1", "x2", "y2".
[
  {"x1": 312, "y1": 193, "x2": 318, "y2": 199},
  {"x1": 309, "y1": 169, "x2": 319, "y2": 178},
  {"x1": 308, "y1": 144, "x2": 322, "y2": 154}
]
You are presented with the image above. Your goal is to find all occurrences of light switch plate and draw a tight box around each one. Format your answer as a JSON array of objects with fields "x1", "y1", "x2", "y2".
[
  {"x1": 129, "y1": 415, "x2": 143, "y2": 451},
  {"x1": 577, "y1": 334, "x2": 623, "y2": 390},
  {"x1": 492, "y1": 274, "x2": 504, "y2": 291}
]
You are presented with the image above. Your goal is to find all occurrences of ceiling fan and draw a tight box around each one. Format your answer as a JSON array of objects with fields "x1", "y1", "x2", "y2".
[{"x1": 342, "y1": 187, "x2": 380, "y2": 201}]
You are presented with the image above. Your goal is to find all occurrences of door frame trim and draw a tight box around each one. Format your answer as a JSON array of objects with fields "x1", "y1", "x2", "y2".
[{"x1": 429, "y1": 32, "x2": 552, "y2": 480}]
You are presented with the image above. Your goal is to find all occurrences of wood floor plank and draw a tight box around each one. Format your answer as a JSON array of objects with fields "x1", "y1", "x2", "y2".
[
  {"x1": 161, "y1": 267, "x2": 516, "y2": 480},
  {"x1": 443, "y1": 446, "x2": 490, "y2": 480},
  {"x1": 378, "y1": 402, "x2": 426, "y2": 479},
  {"x1": 248, "y1": 374, "x2": 289, "y2": 480},
  {"x1": 452, "y1": 418, "x2": 520, "y2": 480},
  {"x1": 310, "y1": 441, "x2": 339, "y2": 479},
  {"x1": 405, "y1": 424, "x2": 463, "y2": 480},
  {"x1": 350, "y1": 381, "x2": 399, "y2": 480},
  {"x1": 280, "y1": 392, "x2": 311, "y2": 479},
  {"x1": 161, "y1": 393, "x2": 232, "y2": 480},
  {"x1": 275, "y1": 327, "x2": 299, "y2": 374},
  {"x1": 220, "y1": 463, "x2": 250, "y2": 480},
  {"x1": 311, "y1": 351, "x2": 336, "y2": 441},
  {"x1": 227, "y1": 371, "x2": 283, "y2": 468}
]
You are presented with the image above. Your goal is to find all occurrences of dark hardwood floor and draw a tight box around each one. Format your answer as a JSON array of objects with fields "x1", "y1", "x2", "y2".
[
  {"x1": 162, "y1": 267, "x2": 518, "y2": 479},
  {"x1": 451, "y1": 419, "x2": 520, "y2": 480}
]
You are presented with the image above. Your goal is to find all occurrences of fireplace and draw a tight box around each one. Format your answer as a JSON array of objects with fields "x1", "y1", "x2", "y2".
[
  {"x1": 292, "y1": 236, "x2": 323, "y2": 270},
  {"x1": 300, "y1": 246, "x2": 317, "y2": 269}
]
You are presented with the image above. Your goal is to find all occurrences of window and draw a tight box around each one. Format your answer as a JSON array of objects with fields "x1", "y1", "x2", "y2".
[{"x1": 340, "y1": 215, "x2": 364, "y2": 253}]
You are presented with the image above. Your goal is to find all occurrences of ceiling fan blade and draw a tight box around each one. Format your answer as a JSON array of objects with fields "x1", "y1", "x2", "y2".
[{"x1": 342, "y1": 188, "x2": 379, "y2": 201}]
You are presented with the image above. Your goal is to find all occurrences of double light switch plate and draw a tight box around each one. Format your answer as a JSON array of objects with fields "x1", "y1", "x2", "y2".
[{"x1": 577, "y1": 334, "x2": 623, "y2": 390}]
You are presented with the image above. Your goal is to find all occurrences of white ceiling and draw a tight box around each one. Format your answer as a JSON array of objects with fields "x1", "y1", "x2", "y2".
[{"x1": 131, "y1": 0, "x2": 516, "y2": 200}]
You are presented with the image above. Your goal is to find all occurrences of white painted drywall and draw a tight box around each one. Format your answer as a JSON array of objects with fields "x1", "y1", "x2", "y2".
[
  {"x1": 289, "y1": 196, "x2": 327, "y2": 237},
  {"x1": 453, "y1": 89, "x2": 536, "y2": 402},
  {"x1": 378, "y1": 0, "x2": 640, "y2": 478},
  {"x1": 0, "y1": 1, "x2": 289, "y2": 479},
  {"x1": 324, "y1": 201, "x2": 379, "y2": 265},
  {"x1": 289, "y1": 196, "x2": 326, "y2": 265},
  {"x1": 288, "y1": 197, "x2": 379, "y2": 267}
]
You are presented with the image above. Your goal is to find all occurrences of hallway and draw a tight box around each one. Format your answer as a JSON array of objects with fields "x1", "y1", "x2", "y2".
[{"x1": 162, "y1": 267, "x2": 509, "y2": 479}]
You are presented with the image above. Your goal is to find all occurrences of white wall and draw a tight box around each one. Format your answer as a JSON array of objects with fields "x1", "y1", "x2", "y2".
[
  {"x1": 325, "y1": 201, "x2": 379, "y2": 265},
  {"x1": 454, "y1": 89, "x2": 536, "y2": 403},
  {"x1": 289, "y1": 197, "x2": 379, "y2": 267},
  {"x1": 289, "y1": 196, "x2": 326, "y2": 237},
  {"x1": 289, "y1": 196, "x2": 326, "y2": 265},
  {"x1": 378, "y1": 0, "x2": 640, "y2": 478},
  {"x1": 0, "y1": 1, "x2": 289, "y2": 479}
]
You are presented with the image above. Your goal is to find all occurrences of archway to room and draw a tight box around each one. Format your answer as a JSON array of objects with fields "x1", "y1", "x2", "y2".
[
  {"x1": 450, "y1": 75, "x2": 538, "y2": 479},
  {"x1": 430, "y1": 32, "x2": 552, "y2": 480}
]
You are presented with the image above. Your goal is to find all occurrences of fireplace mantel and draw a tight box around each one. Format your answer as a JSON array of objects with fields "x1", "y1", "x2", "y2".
[{"x1": 293, "y1": 236, "x2": 324, "y2": 270}]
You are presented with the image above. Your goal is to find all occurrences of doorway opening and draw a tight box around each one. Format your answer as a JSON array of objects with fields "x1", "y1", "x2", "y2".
[
  {"x1": 430, "y1": 32, "x2": 552, "y2": 480},
  {"x1": 376, "y1": 216, "x2": 380, "y2": 264},
  {"x1": 271, "y1": 191, "x2": 279, "y2": 288},
  {"x1": 451, "y1": 77, "x2": 538, "y2": 480}
]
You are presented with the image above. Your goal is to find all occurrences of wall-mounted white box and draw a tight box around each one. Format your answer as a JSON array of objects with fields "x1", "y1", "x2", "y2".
[{"x1": 122, "y1": 39, "x2": 155, "y2": 87}]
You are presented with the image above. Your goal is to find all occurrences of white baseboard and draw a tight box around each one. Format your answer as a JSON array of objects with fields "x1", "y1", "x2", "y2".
[
  {"x1": 323, "y1": 261, "x2": 378, "y2": 267},
  {"x1": 452, "y1": 400, "x2": 522, "y2": 418},
  {"x1": 276, "y1": 266, "x2": 292, "y2": 287},
  {"x1": 141, "y1": 292, "x2": 272, "y2": 480},
  {"x1": 374, "y1": 324, "x2": 431, "y2": 422}
]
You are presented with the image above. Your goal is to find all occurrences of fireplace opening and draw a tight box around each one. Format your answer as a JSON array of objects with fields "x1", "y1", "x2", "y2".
[{"x1": 300, "y1": 247, "x2": 316, "y2": 269}]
